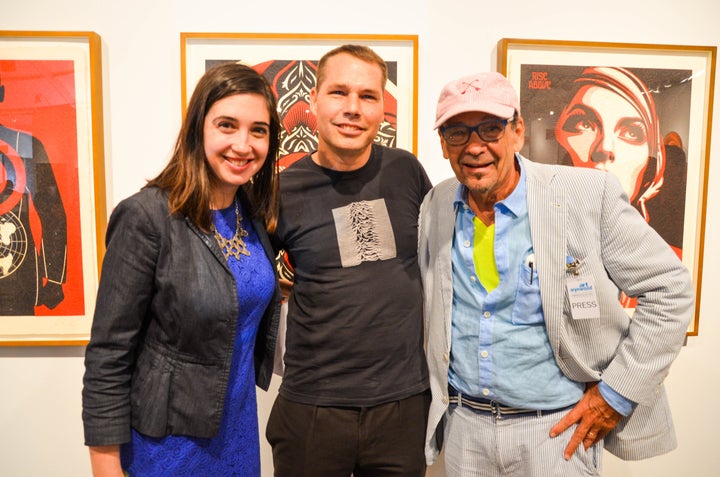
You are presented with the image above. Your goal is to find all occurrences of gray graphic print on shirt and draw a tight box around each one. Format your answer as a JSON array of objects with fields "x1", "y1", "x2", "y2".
[{"x1": 332, "y1": 199, "x2": 397, "y2": 267}]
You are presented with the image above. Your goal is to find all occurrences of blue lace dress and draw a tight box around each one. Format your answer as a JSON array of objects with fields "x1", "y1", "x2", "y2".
[{"x1": 120, "y1": 202, "x2": 274, "y2": 476}]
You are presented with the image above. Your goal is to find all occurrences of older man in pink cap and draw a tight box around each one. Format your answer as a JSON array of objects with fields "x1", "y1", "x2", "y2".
[{"x1": 419, "y1": 72, "x2": 693, "y2": 476}]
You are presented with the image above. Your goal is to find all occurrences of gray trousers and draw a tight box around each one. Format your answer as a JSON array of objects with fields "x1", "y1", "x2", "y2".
[{"x1": 443, "y1": 405, "x2": 602, "y2": 477}]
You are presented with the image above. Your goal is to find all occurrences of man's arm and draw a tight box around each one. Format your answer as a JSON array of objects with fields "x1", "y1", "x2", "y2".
[{"x1": 550, "y1": 171, "x2": 693, "y2": 458}]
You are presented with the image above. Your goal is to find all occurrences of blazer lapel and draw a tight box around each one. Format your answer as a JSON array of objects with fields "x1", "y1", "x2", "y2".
[
  {"x1": 524, "y1": 159, "x2": 566, "y2": 352},
  {"x1": 440, "y1": 182, "x2": 459, "y2": 351}
]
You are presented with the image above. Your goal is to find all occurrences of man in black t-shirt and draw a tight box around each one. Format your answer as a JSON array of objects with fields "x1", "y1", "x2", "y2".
[{"x1": 267, "y1": 44, "x2": 431, "y2": 477}]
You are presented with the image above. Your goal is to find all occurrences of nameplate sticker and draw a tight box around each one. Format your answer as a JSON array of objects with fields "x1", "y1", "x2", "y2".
[{"x1": 566, "y1": 276, "x2": 600, "y2": 320}]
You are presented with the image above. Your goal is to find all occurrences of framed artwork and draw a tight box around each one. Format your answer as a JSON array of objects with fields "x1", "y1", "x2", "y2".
[
  {"x1": 498, "y1": 38, "x2": 716, "y2": 335},
  {"x1": 181, "y1": 32, "x2": 418, "y2": 170},
  {"x1": 0, "y1": 31, "x2": 106, "y2": 345}
]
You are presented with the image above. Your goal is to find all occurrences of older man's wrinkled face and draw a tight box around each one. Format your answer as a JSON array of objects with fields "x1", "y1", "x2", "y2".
[{"x1": 440, "y1": 111, "x2": 524, "y2": 205}]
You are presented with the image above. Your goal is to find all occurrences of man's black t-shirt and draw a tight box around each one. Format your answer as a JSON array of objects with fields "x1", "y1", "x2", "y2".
[{"x1": 274, "y1": 144, "x2": 431, "y2": 406}]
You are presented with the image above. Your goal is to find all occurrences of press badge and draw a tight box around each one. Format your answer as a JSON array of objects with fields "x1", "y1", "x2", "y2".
[{"x1": 566, "y1": 276, "x2": 600, "y2": 320}]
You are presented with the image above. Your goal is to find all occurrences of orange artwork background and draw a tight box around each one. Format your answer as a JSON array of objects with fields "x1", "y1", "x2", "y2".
[{"x1": 0, "y1": 59, "x2": 84, "y2": 316}]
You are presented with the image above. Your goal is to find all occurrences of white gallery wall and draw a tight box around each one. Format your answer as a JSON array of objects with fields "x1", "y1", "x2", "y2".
[{"x1": 1, "y1": 1, "x2": 719, "y2": 475}]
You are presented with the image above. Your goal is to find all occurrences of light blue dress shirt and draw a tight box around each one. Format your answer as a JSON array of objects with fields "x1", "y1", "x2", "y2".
[
  {"x1": 447, "y1": 158, "x2": 634, "y2": 415},
  {"x1": 448, "y1": 161, "x2": 584, "y2": 410}
]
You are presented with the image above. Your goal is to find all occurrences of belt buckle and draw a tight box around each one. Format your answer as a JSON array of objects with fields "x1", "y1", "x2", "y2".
[{"x1": 490, "y1": 400, "x2": 503, "y2": 419}]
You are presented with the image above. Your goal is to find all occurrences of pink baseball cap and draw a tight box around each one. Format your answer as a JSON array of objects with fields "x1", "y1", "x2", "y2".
[{"x1": 434, "y1": 72, "x2": 520, "y2": 129}]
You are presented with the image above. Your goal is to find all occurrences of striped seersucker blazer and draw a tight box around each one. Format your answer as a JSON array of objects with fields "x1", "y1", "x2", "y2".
[{"x1": 420, "y1": 154, "x2": 694, "y2": 464}]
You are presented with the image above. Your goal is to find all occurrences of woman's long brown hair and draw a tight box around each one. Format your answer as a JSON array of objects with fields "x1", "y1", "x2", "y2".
[{"x1": 146, "y1": 62, "x2": 280, "y2": 232}]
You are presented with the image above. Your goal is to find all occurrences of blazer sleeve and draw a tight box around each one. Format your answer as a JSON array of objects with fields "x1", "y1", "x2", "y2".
[
  {"x1": 82, "y1": 194, "x2": 161, "y2": 446},
  {"x1": 595, "y1": 172, "x2": 694, "y2": 405}
]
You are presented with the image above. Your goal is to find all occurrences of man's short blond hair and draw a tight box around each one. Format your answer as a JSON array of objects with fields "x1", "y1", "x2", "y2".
[{"x1": 315, "y1": 44, "x2": 388, "y2": 90}]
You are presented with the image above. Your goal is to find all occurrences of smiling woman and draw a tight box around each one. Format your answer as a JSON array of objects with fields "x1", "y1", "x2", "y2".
[
  {"x1": 203, "y1": 93, "x2": 271, "y2": 209},
  {"x1": 82, "y1": 62, "x2": 282, "y2": 477}
]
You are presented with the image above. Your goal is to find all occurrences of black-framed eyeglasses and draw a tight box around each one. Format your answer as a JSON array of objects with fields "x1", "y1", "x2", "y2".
[{"x1": 440, "y1": 117, "x2": 512, "y2": 146}]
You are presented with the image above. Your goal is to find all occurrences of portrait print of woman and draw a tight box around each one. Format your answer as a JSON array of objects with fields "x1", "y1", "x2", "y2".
[
  {"x1": 555, "y1": 67, "x2": 664, "y2": 224},
  {"x1": 518, "y1": 64, "x2": 691, "y2": 258}
]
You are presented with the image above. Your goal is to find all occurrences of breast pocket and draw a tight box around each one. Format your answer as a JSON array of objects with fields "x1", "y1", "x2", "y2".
[{"x1": 511, "y1": 252, "x2": 544, "y2": 325}]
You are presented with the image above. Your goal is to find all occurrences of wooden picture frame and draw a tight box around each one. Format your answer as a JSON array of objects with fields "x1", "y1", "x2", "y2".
[
  {"x1": 0, "y1": 31, "x2": 106, "y2": 345},
  {"x1": 498, "y1": 38, "x2": 716, "y2": 335}
]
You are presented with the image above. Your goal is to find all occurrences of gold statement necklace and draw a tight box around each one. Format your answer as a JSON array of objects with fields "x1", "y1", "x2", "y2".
[{"x1": 213, "y1": 198, "x2": 250, "y2": 260}]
